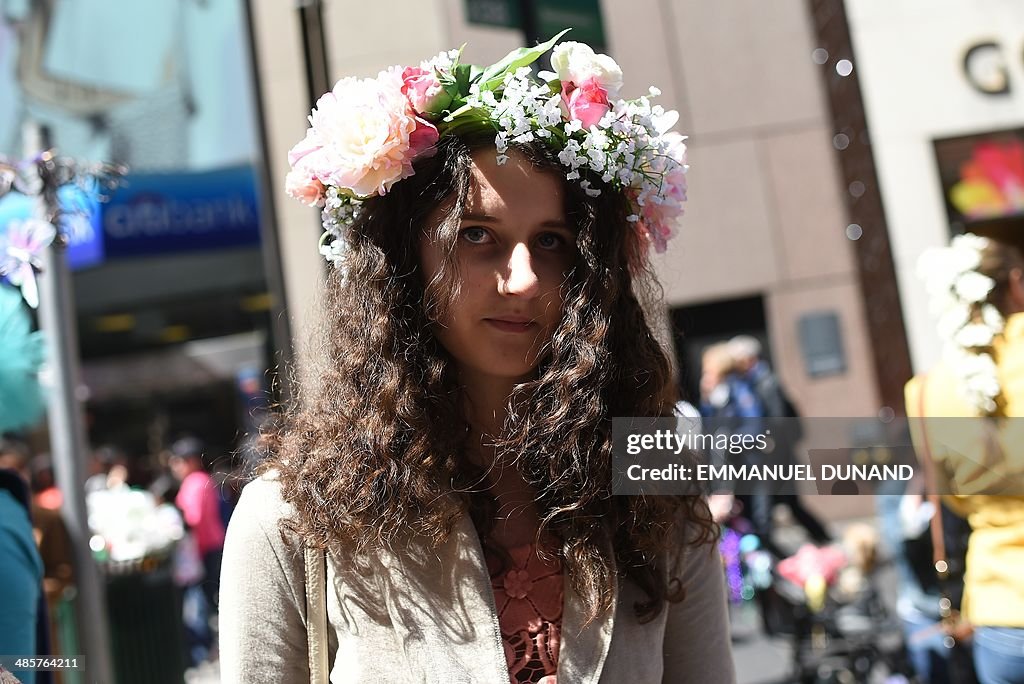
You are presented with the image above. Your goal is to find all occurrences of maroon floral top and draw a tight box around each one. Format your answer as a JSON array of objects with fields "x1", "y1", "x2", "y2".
[{"x1": 484, "y1": 542, "x2": 564, "y2": 684}]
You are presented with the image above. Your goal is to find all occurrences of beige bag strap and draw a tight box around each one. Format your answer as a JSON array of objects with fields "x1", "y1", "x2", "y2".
[{"x1": 304, "y1": 545, "x2": 329, "y2": 684}]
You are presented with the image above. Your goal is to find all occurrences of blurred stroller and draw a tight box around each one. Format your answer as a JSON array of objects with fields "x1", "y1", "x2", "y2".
[
  {"x1": 713, "y1": 496, "x2": 910, "y2": 682},
  {"x1": 753, "y1": 525, "x2": 912, "y2": 683}
]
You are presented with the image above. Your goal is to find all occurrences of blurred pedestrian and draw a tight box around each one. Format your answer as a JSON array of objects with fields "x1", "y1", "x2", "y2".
[
  {"x1": 892, "y1": 486, "x2": 974, "y2": 684},
  {"x1": 150, "y1": 473, "x2": 209, "y2": 667},
  {"x1": 220, "y1": 34, "x2": 732, "y2": 683},
  {"x1": 1, "y1": 440, "x2": 69, "y2": 684},
  {"x1": 906, "y1": 231, "x2": 1024, "y2": 684},
  {"x1": 728, "y1": 335, "x2": 831, "y2": 549},
  {"x1": 699, "y1": 343, "x2": 769, "y2": 546},
  {"x1": 0, "y1": 439, "x2": 75, "y2": 661},
  {"x1": 699, "y1": 342, "x2": 763, "y2": 422},
  {"x1": 168, "y1": 437, "x2": 224, "y2": 615},
  {"x1": 0, "y1": 466, "x2": 44, "y2": 684},
  {"x1": 29, "y1": 455, "x2": 60, "y2": 511},
  {"x1": 84, "y1": 445, "x2": 128, "y2": 494}
]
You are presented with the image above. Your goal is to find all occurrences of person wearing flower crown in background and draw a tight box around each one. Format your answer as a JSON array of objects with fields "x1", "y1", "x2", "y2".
[
  {"x1": 219, "y1": 32, "x2": 734, "y2": 683},
  {"x1": 905, "y1": 228, "x2": 1024, "y2": 684}
]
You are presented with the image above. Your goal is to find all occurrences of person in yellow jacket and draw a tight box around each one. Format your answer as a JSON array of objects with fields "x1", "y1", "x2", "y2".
[{"x1": 906, "y1": 231, "x2": 1024, "y2": 684}]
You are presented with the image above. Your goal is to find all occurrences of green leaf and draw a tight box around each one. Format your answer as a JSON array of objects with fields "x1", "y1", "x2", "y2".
[
  {"x1": 454, "y1": 63, "x2": 474, "y2": 92},
  {"x1": 443, "y1": 102, "x2": 478, "y2": 123},
  {"x1": 443, "y1": 81, "x2": 461, "y2": 99},
  {"x1": 477, "y1": 28, "x2": 570, "y2": 92},
  {"x1": 442, "y1": 117, "x2": 497, "y2": 138}
]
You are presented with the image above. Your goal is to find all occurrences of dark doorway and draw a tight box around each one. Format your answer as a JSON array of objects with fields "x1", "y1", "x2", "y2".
[{"x1": 671, "y1": 294, "x2": 768, "y2": 405}]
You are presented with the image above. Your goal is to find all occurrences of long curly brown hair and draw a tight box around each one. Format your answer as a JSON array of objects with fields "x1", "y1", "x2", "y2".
[{"x1": 263, "y1": 133, "x2": 716, "y2": 624}]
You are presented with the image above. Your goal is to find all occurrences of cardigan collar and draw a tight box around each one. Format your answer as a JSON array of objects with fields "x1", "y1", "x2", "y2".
[{"x1": 375, "y1": 512, "x2": 616, "y2": 683}]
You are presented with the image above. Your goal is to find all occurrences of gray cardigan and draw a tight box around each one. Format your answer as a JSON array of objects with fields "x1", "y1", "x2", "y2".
[{"x1": 220, "y1": 475, "x2": 736, "y2": 683}]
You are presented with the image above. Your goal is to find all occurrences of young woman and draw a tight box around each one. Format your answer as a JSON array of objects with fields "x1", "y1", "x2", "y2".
[
  {"x1": 220, "y1": 36, "x2": 734, "y2": 683},
  {"x1": 906, "y1": 231, "x2": 1024, "y2": 684}
]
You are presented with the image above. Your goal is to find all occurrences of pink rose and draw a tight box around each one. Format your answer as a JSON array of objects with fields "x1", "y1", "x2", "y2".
[
  {"x1": 401, "y1": 67, "x2": 451, "y2": 116},
  {"x1": 285, "y1": 167, "x2": 326, "y2": 207},
  {"x1": 409, "y1": 117, "x2": 440, "y2": 156},
  {"x1": 550, "y1": 41, "x2": 623, "y2": 99},
  {"x1": 561, "y1": 76, "x2": 610, "y2": 129}
]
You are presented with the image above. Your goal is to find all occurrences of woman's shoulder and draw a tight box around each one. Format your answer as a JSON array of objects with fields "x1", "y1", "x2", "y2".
[
  {"x1": 237, "y1": 470, "x2": 290, "y2": 512},
  {"x1": 666, "y1": 504, "x2": 718, "y2": 575},
  {"x1": 905, "y1": 365, "x2": 970, "y2": 417},
  {"x1": 227, "y1": 472, "x2": 303, "y2": 554}
]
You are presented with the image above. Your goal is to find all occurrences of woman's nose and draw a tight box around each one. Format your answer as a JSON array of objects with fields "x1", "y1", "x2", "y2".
[{"x1": 499, "y1": 242, "x2": 540, "y2": 298}]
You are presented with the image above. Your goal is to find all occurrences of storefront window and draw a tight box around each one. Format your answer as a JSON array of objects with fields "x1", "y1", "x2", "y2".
[{"x1": 1, "y1": 0, "x2": 273, "y2": 457}]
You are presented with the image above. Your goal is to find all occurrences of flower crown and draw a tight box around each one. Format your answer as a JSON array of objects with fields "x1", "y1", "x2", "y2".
[
  {"x1": 917, "y1": 233, "x2": 1005, "y2": 414},
  {"x1": 285, "y1": 31, "x2": 688, "y2": 268}
]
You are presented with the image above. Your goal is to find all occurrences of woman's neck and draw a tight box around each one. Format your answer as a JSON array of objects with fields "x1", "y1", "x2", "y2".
[
  {"x1": 458, "y1": 368, "x2": 544, "y2": 546},
  {"x1": 459, "y1": 367, "x2": 528, "y2": 467}
]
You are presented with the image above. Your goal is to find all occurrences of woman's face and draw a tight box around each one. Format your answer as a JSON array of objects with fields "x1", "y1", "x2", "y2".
[
  {"x1": 700, "y1": 352, "x2": 727, "y2": 398},
  {"x1": 420, "y1": 148, "x2": 576, "y2": 386}
]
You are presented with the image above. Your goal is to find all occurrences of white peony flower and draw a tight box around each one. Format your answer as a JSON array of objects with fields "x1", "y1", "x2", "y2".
[{"x1": 289, "y1": 70, "x2": 438, "y2": 198}]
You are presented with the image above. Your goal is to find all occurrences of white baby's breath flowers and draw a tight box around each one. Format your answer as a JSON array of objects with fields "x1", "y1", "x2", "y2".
[
  {"x1": 421, "y1": 49, "x2": 460, "y2": 73},
  {"x1": 319, "y1": 186, "x2": 360, "y2": 273},
  {"x1": 918, "y1": 234, "x2": 1004, "y2": 415}
]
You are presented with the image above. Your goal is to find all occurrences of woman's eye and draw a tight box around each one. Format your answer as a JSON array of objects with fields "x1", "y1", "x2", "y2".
[
  {"x1": 460, "y1": 227, "x2": 490, "y2": 244},
  {"x1": 537, "y1": 232, "x2": 567, "y2": 250}
]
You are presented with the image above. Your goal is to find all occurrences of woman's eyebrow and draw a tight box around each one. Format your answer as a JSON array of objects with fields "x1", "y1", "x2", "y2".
[
  {"x1": 460, "y1": 212, "x2": 499, "y2": 222},
  {"x1": 460, "y1": 212, "x2": 572, "y2": 230}
]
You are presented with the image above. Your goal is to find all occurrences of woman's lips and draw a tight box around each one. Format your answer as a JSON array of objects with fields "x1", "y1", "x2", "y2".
[{"x1": 485, "y1": 318, "x2": 537, "y2": 333}]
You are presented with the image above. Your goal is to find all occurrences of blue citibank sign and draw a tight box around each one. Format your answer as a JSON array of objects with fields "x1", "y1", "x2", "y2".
[
  {"x1": 0, "y1": 164, "x2": 261, "y2": 270},
  {"x1": 102, "y1": 164, "x2": 261, "y2": 258}
]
